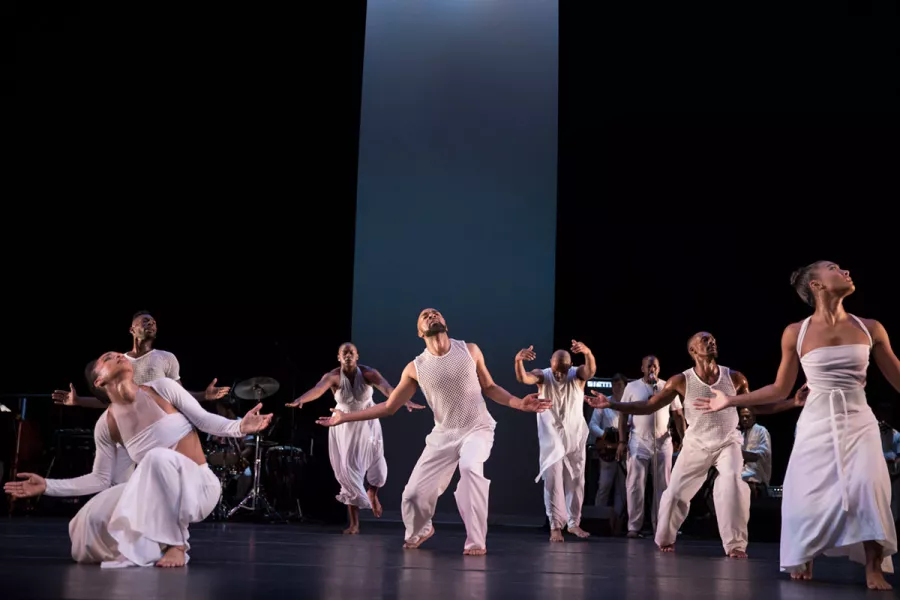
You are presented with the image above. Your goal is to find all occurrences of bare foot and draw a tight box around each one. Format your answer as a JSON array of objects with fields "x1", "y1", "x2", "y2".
[
  {"x1": 866, "y1": 564, "x2": 892, "y2": 590},
  {"x1": 568, "y1": 526, "x2": 590, "y2": 539},
  {"x1": 463, "y1": 547, "x2": 487, "y2": 556},
  {"x1": 343, "y1": 525, "x2": 360, "y2": 535},
  {"x1": 728, "y1": 549, "x2": 748, "y2": 559},
  {"x1": 156, "y1": 546, "x2": 186, "y2": 568},
  {"x1": 403, "y1": 525, "x2": 435, "y2": 549},
  {"x1": 549, "y1": 528, "x2": 564, "y2": 543},
  {"x1": 368, "y1": 489, "x2": 383, "y2": 518},
  {"x1": 658, "y1": 544, "x2": 675, "y2": 553},
  {"x1": 790, "y1": 561, "x2": 813, "y2": 581}
]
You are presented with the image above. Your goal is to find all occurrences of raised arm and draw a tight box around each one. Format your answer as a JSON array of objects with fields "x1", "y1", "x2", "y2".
[
  {"x1": 470, "y1": 343, "x2": 549, "y2": 412},
  {"x1": 571, "y1": 340, "x2": 596, "y2": 381},
  {"x1": 318, "y1": 362, "x2": 421, "y2": 426},
  {"x1": 695, "y1": 324, "x2": 801, "y2": 412},
  {"x1": 871, "y1": 320, "x2": 900, "y2": 394},
  {"x1": 514, "y1": 345, "x2": 544, "y2": 386},
  {"x1": 286, "y1": 371, "x2": 340, "y2": 408},
  {"x1": 589, "y1": 375, "x2": 685, "y2": 415}
]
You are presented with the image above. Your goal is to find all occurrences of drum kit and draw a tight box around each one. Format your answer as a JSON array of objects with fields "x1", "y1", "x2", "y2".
[{"x1": 204, "y1": 376, "x2": 307, "y2": 522}]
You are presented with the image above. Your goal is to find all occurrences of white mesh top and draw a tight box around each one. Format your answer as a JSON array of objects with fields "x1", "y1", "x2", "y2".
[
  {"x1": 413, "y1": 339, "x2": 496, "y2": 436},
  {"x1": 681, "y1": 365, "x2": 741, "y2": 448},
  {"x1": 125, "y1": 349, "x2": 180, "y2": 384}
]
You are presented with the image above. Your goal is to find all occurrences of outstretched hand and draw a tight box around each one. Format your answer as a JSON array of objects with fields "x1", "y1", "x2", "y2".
[
  {"x1": 4, "y1": 473, "x2": 47, "y2": 498},
  {"x1": 571, "y1": 340, "x2": 590, "y2": 355},
  {"x1": 316, "y1": 408, "x2": 346, "y2": 427},
  {"x1": 53, "y1": 384, "x2": 77, "y2": 406},
  {"x1": 584, "y1": 390, "x2": 610, "y2": 409},
  {"x1": 405, "y1": 401, "x2": 426, "y2": 412},
  {"x1": 239, "y1": 403, "x2": 273, "y2": 434},
  {"x1": 516, "y1": 345, "x2": 536, "y2": 362},
  {"x1": 204, "y1": 378, "x2": 231, "y2": 401},
  {"x1": 693, "y1": 388, "x2": 732, "y2": 413},
  {"x1": 519, "y1": 393, "x2": 552, "y2": 413}
]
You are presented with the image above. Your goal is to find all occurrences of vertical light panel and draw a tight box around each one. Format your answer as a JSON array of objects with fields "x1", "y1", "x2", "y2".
[{"x1": 353, "y1": 0, "x2": 558, "y2": 520}]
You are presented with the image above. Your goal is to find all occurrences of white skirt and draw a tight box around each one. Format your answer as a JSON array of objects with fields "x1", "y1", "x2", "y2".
[
  {"x1": 781, "y1": 390, "x2": 896, "y2": 572},
  {"x1": 69, "y1": 447, "x2": 220, "y2": 568}
]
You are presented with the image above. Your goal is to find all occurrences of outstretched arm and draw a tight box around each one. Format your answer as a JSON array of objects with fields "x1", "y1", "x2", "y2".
[
  {"x1": 363, "y1": 365, "x2": 424, "y2": 411},
  {"x1": 695, "y1": 325, "x2": 801, "y2": 412},
  {"x1": 588, "y1": 376, "x2": 685, "y2": 415},
  {"x1": 514, "y1": 345, "x2": 544, "y2": 386},
  {"x1": 318, "y1": 362, "x2": 420, "y2": 426},
  {"x1": 871, "y1": 320, "x2": 900, "y2": 394},
  {"x1": 470, "y1": 343, "x2": 549, "y2": 412},
  {"x1": 52, "y1": 384, "x2": 108, "y2": 408},
  {"x1": 286, "y1": 372, "x2": 339, "y2": 408},
  {"x1": 751, "y1": 384, "x2": 808, "y2": 414}
]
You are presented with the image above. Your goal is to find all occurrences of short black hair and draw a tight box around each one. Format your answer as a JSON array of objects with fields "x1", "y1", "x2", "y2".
[
  {"x1": 611, "y1": 373, "x2": 628, "y2": 385},
  {"x1": 790, "y1": 262, "x2": 827, "y2": 307},
  {"x1": 84, "y1": 360, "x2": 110, "y2": 404},
  {"x1": 132, "y1": 310, "x2": 152, "y2": 321}
]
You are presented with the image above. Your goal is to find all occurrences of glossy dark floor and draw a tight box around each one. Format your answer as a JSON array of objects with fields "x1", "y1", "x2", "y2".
[{"x1": 0, "y1": 518, "x2": 887, "y2": 599}]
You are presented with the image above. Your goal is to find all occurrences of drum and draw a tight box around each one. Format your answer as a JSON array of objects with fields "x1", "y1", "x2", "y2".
[
  {"x1": 263, "y1": 445, "x2": 306, "y2": 514},
  {"x1": 204, "y1": 438, "x2": 246, "y2": 476}
]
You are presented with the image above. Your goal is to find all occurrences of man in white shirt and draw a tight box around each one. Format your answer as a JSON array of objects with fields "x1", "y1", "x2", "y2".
[
  {"x1": 589, "y1": 373, "x2": 627, "y2": 532},
  {"x1": 739, "y1": 408, "x2": 772, "y2": 492},
  {"x1": 53, "y1": 311, "x2": 230, "y2": 408},
  {"x1": 616, "y1": 356, "x2": 685, "y2": 537}
]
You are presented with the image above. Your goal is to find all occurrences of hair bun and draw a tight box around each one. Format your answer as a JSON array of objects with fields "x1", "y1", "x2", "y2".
[{"x1": 789, "y1": 269, "x2": 802, "y2": 286}]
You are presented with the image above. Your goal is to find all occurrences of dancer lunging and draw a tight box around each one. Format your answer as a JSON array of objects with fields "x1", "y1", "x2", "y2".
[
  {"x1": 4, "y1": 352, "x2": 272, "y2": 568},
  {"x1": 286, "y1": 343, "x2": 424, "y2": 534},
  {"x1": 515, "y1": 340, "x2": 596, "y2": 542},
  {"x1": 317, "y1": 309, "x2": 549, "y2": 555},
  {"x1": 589, "y1": 333, "x2": 756, "y2": 557},
  {"x1": 695, "y1": 261, "x2": 899, "y2": 590}
]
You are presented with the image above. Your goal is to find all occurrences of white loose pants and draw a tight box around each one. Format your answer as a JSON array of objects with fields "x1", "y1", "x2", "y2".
[
  {"x1": 542, "y1": 446, "x2": 586, "y2": 530},
  {"x1": 626, "y1": 436, "x2": 672, "y2": 534},
  {"x1": 69, "y1": 448, "x2": 220, "y2": 567},
  {"x1": 655, "y1": 436, "x2": 750, "y2": 554},
  {"x1": 401, "y1": 427, "x2": 494, "y2": 551}
]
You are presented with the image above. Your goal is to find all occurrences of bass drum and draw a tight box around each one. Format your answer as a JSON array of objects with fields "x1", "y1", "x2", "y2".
[{"x1": 263, "y1": 445, "x2": 307, "y2": 516}]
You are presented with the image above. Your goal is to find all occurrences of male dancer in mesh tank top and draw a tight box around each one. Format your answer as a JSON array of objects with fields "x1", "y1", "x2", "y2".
[
  {"x1": 317, "y1": 308, "x2": 550, "y2": 555},
  {"x1": 52, "y1": 311, "x2": 230, "y2": 408},
  {"x1": 588, "y1": 332, "x2": 758, "y2": 557}
]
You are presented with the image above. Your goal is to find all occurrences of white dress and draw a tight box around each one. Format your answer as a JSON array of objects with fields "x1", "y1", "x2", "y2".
[
  {"x1": 781, "y1": 315, "x2": 897, "y2": 572},
  {"x1": 329, "y1": 368, "x2": 387, "y2": 509}
]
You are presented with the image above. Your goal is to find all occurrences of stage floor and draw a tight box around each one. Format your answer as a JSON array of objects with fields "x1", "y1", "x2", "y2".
[{"x1": 0, "y1": 518, "x2": 884, "y2": 599}]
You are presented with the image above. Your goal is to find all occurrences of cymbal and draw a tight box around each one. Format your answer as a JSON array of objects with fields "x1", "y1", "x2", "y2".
[{"x1": 234, "y1": 377, "x2": 280, "y2": 400}]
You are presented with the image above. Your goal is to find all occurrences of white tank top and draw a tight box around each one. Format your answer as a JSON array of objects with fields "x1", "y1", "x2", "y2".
[
  {"x1": 334, "y1": 367, "x2": 375, "y2": 413},
  {"x1": 681, "y1": 365, "x2": 741, "y2": 448},
  {"x1": 539, "y1": 367, "x2": 588, "y2": 441},
  {"x1": 413, "y1": 339, "x2": 495, "y2": 434}
]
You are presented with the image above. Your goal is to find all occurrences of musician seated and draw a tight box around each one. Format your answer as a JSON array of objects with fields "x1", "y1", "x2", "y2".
[
  {"x1": 588, "y1": 374, "x2": 627, "y2": 529},
  {"x1": 3, "y1": 352, "x2": 271, "y2": 568}
]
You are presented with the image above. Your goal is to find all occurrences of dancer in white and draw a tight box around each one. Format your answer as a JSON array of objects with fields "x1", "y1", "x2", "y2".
[
  {"x1": 286, "y1": 343, "x2": 424, "y2": 534},
  {"x1": 4, "y1": 352, "x2": 272, "y2": 568},
  {"x1": 515, "y1": 340, "x2": 596, "y2": 542},
  {"x1": 614, "y1": 356, "x2": 685, "y2": 538},
  {"x1": 695, "y1": 261, "x2": 899, "y2": 590},
  {"x1": 52, "y1": 311, "x2": 230, "y2": 408},
  {"x1": 316, "y1": 308, "x2": 549, "y2": 555}
]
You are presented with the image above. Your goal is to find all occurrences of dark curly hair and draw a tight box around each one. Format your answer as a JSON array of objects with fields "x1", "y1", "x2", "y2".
[{"x1": 790, "y1": 261, "x2": 827, "y2": 307}]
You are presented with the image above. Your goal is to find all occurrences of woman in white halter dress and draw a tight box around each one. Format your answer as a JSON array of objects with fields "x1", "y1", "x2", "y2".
[{"x1": 694, "y1": 261, "x2": 900, "y2": 591}]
